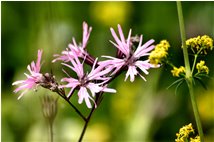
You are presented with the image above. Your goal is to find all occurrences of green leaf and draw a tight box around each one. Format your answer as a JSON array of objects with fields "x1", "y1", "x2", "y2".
[
  {"x1": 167, "y1": 78, "x2": 184, "y2": 90},
  {"x1": 175, "y1": 79, "x2": 184, "y2": 95},
  {"x1": 197, "y1": 73, "x2": 212, "y2": 79},
  {"x1": 194, "y1": 76, "x2": 207, "y2": 90}
]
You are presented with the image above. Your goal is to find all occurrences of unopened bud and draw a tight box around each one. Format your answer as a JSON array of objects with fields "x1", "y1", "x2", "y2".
[{"x1": 41, "y1": 95, "x2": 58, "y2": 124}]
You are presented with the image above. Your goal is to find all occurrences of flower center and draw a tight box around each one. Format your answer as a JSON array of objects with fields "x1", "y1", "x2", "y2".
[
  {"x1": 125, "y1": 55, "x2": 136, "y2": 66},
  {"x1": 79, "y1": 74, "x2": 89, "y2": 87}
]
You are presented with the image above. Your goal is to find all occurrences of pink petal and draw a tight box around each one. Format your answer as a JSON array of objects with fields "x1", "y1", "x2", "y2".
[
  {"x1": 126, "y1": 29, "x2": 132, "y2": 50},
  {"x1": 118, "y1": 24, "x2": 126, "y2": 44},
  {"x1": 138, "y1": 73, "x2": 147, "y2": 81},
  {"x1": 110, "y1": 29, "x2": 128, "y2": 56},
  {"x1": 87, "y1": 83, "x2": 102, "y2": 95},
  {"x1": 135, "y1": 61, "x2": 150, "y2": 75},
  {"x1": 134, "y1": 39, "x2": 155, "y2": 58},
  {"x1": 78, "y1": 87, "x2": 85, "y2": 104},
  {"x1": 60, "y1": 78, "x2": 80, "y2": 88},
  {"x1": 78, "y1": 87, "x2": 96, "y2": 109},
  {"x1": 125, "y1": 66, "x2": 138, "y2": 82},
  {"x1": 17, "y1": 90, "x2": 28, "y2": 100},
  {"x1": 110, "y1": 25, "x2": 132, "y2": 56},
  {"x1": 82, "y1": 21, "x2": 92, "y2": 48},
  {"x1": 36, "y1": 50, "x2": 43, "y2": 72},
  {"x1": 12, "y1": 80, "x2": 25, "y2": 85},
  {"x1": 102, "y1": 87, "x2": 116, "y2": 93}
]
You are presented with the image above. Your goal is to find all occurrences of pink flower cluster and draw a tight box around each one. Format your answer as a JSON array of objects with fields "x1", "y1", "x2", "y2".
[
  {"x1": 13, "y1": 22, "x2": 158, "y2": 108},
  {"x1": 100, "y1": 25, "x2": 156, "y2": 82}
]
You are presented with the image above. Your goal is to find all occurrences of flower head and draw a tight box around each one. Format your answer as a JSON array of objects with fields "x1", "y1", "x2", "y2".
[
  {"x1": 100, "y1": 24, "x2": 157, "y2": 82},
  {"x1": 186, "y1": 35, "x2": 213, "y2": 54},
  {"x1": 190, "y1": 136, "x2": 200, "y2": 142},
  {"x1": 60, "y1": 55, "x2": 116, "y2": 108},
  {"x1": 149, "y1": 40, "x2": 170, "y2": 66},
  {"x1": 12, "y1": 50, "x2": 43, "y2": 99},
  {"x1": 171, "y1": 66, "x2": 186, "y2": 77},
  {"x1": 196, "y1": 60, "x2": 209, "y2": 74},
  {"x1": 175, "y1": 123, "x2": 194, "y2": 142},
  {"x1": 53, "y1": 22, "x2": 92, "y2": 63},
  {"x1": 175, "y1": 123, "x2": 200, "y2": 142}
]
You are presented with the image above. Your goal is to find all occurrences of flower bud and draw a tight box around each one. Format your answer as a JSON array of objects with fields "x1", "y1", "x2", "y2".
[{"x1": 41, "y1": 95, "x2": 58, "y2": 124}]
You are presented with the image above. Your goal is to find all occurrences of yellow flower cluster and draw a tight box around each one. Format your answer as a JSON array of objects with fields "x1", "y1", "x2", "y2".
[
  {"x1": 171, "y1": 66, "x2": 185, "y2": 77},
  {"x1": 149, "y1": 40, "x2": 170, "y2": 66},
  {"x1": 190, "y1": 136, "x2": 200, "y2": 142},
  {"x1": 175, "y1": 123, "x2": 194, "y2": 142},
  {"x1": 196, "y1": 60, "x2": 209, "y2": 74},
  {"x1": 186, "y1": 35, "x2": 213, "y2": 54}
]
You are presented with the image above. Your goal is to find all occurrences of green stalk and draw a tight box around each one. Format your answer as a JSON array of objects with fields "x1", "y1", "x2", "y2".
[
  {"x1": 191, "y1": 54, "x2": 198, "y2": 74},
  {"x1": 187, "y1": 80, "x2": 204, "y2": 141},
  {"x1": 49, "y1": 121, "x2": 54, "y2": 142},
  {"x1": 176, "y1": 1, "x2": 204, "y2": 141},
  {"x1": 176, "y1": 1, "x2": 191, "y2": 77}
]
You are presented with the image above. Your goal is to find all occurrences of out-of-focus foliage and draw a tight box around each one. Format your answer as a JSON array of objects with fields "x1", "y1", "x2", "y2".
[
  {"x1": 2, "y1": 1, "x2": 214, "y2": 142},
  {"x1": 90, "y1": 2, "x2": 133, "y2": 27}
]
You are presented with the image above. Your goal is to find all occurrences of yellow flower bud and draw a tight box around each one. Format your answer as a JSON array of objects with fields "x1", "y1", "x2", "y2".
[
  {"x1": 190, "y1": 136, "x2": 200, "y2": 142},
  {"x1": 149, "y1": 40, "x2": 170, "y2": 66},
  {"x1": 175, "y1": 123, "x2": 195, "y2": 142},
  {"x1": 196, "y1": 60, "x2": 209, "y2": 74},
  {"x1": 186, "y1": 35, "x2": 213, "y2": 54},
  {"x1": 171, "y1": 66, "x2": 185, "y2": 77}
]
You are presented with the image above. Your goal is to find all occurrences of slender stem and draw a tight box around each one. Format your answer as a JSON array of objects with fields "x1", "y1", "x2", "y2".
[
  {"x1": 165, "y1": 59, "x2": 176, "y2": 68},
  {"x1": 62, "y1": 95, "x2": 87, "y2": 121},
  {"x1": 177, "y1": 1, "x2": 204, "y2": 141},
  {"x1": 57, "y1": 90, "x2": 87, "y2": 121},
  {"x1": 49, "y1": 121, "x2": 53, "y2": 142},
  {"x1": 191, "y1": 54, "x2": 198, "y2": 74},
  {"x1": 176, "y1": 1, "x2": 191, "y2": 77},
  {"x1": 78, "y1": 68, "x2": 125, "y2": 141},
  {"x1": 78, "y1": 105, "x2": 96, "y2": 142},
  {"x1": 187, "y1": 79, "x2": 204, "y2": 141}
]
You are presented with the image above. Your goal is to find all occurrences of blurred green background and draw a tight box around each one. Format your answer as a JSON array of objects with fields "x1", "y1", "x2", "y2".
[{"x1": 2, "y1": 1, "x2": 214, "y2": 142}]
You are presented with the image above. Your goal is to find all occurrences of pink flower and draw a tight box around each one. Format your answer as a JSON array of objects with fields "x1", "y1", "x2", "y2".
[
  {"x1": 60, "y1": 55, "x2": 116, "y2": 108},
  {"x1": 12, "y1": 50, "x2": 43, "y2": 99},
  {"x1": 53, "y1": 21, "x2": 92, "y2": 63},
  {"x1": 100, "y1": 24, "x2": 157, "y2": 82}
]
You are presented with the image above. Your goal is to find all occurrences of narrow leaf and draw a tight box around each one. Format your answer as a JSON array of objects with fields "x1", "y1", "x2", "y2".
[
  {"x1": 167, "y1": 78, "x2": 184, "y2": 90},
  {"x1": 194, "y1": 76, "x2": 207, "y2": 90}
]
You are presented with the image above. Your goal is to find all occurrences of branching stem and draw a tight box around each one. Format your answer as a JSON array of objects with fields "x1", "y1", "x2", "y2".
[
  {"x1": 77, "y1": 66, "x2": 125, "y2": 141},
  {"x1": 177, "y1": 1, "x2": 204, "y2": 141}
]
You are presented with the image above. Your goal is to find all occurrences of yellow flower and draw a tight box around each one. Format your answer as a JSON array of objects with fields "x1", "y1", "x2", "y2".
[
  {"x1": 190, "y1": 136, "x2": 200, "y2": 142},
  {"x1": 156, "y1": 40, "x2": 170, "y2": 50},
  {"x1": 175, "y1": 123, "x2": 194, "y2": 142},
  {"x1": 196, "y1": 60, "x2": 209, "y2": 74},
  {"x1": 201, "y1": 35, "x2": 213, "y2": 50},
  {"x1": 186, "y1": 35, "x2": 213, "y2": 54},
  {"x1": 171, "y1": 66, "x2": 185, "y2": 77},
  {"x1": 149, "y1": 40, "x2": 170, "y2": 66}
]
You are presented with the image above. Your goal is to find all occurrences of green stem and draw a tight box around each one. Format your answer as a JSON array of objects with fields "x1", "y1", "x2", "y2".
[
  {"x1": 49, "y1": 121, "x2": 53, "y2": 142},
  {"x1": 176, "y1": 1, "x2": 191, "y2": 77},
  {"x1": 176, "y1": 1, "x2": 204, "y2": 141},
  {"x1": 191, "y1": 54, "x2": 198, "y2": 74},
  {"x1": 187, "y1": 79, "x2": 204, "y2": 140}
]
